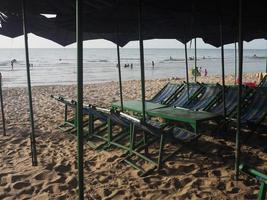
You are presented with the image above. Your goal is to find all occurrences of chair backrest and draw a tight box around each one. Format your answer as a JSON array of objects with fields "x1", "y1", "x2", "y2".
[
  {"x1": 149, "y1": 83, "x2": 181, "y2": 104},
  {"x1": 258, "y1": 75, "x2": 267, "y2": 87},
  {"x1": 207, "y1": 86, "x2": 238, "y2": 115},
  {"x1": 83, "y1": 106, "x2": 110, "y2": 121},
  {"x1": 184, "y1": 84, "x2": 222, "y2": 110},
  {"x1": 110, "y1": 111, "x2": 161, "y2": 136},
  {"x1": 169, "y1": 83, "x2": 203, "y2": 107},
  {"x1": 241, "y1": 88, "x2": 267, "y2": 123}
]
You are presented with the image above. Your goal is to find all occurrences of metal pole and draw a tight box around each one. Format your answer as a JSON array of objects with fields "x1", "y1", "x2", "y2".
[
  {"x1": 22, "y1": 0, "x2": 38, "y2": 166},
  {"x1": 0, "y1": 73, "x2": 6, "y2": 136},
  {"x1": 194, "y1": 38, "x2": 197, "y2": 82},
  {"x1": 116, "y1": 43, "x2": 123, "y2": 111},
  {"x1": 76, "y1": 0, "x2": 84, "y2": 198},
  {"x1": 234, "y1": 42, "x2": 237, "y2": 85},
  {"x1": 184, "y1": 43, "x2": 190, "y2": 99},
  {"x1": 220, "y1": 24, "x2": 226, "y2": 117},
  {"x1": 235, "y1": 0, "x2": 243, "y2": 180},
  {"x1": 138, "y1": 0, "x2": 146, "y2": 122}
]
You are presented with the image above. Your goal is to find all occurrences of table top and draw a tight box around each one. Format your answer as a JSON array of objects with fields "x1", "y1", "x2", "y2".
[
  {"x1": 112, "y1": 100, "x2": 167, "y2": 113},
  {"x1": 147, "y1": 106, "x2": 221, "y2": 124}
]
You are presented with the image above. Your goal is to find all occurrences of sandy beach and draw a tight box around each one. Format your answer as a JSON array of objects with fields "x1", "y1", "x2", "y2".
[{"x1": 0, "y1": 72, "x2": 266, "y2": 199}]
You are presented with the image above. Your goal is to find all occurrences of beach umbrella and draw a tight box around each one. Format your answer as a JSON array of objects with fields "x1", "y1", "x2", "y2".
[{"x1": 2, "y1": 0, "x2": 267, "y2": 198}]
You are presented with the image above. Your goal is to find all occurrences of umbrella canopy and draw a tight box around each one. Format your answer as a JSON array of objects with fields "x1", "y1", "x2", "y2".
[{"x1": 0, "y1": 0, "x2": 266, "y2": 47}]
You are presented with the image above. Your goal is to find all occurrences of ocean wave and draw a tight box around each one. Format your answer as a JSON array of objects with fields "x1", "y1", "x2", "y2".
[
  {"x1": 247, "y1": 55, "x2": 266, "y2": 59},
  {"x1": 120, "y1": 58, "x2": 140, "y2": 61},
  {"x1": 87, "y1": 59, "x2": 109, "y2": 63},
  {"x1": 0, "y1": 61, "x2": 10, "y2": 66}
]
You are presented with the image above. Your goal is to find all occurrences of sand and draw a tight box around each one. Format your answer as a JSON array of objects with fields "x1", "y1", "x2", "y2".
[{"x1": 0, "y1": 72, "x2": 266, "y2": 199}]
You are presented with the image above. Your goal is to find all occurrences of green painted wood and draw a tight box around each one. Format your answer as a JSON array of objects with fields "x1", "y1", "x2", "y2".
[
  {"x1": 147, "y1": 107, "x2": 221, "y2": 124},
  {"x1": 112, "y1": 100, "x2": 167, "y2": 113}
]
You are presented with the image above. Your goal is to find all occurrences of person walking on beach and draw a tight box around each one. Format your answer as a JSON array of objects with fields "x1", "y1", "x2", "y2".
[
  {"x1": 152, "y1": 61, "x2": 154, "y2": 69},
  {"x1": 204, "y1": 68, "x2": 208, "y2": 77}
]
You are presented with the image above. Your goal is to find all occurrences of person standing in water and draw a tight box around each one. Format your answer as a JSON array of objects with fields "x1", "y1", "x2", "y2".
[
  {"x1": 10, "y1": 59, "x2": 16, "y2": 71},
  {"x1": 11, "y1": 61, "x2": 14, "y2": 71},
  {"x1": 152, "y1": 61, "x2": 155, "y2": 69}
]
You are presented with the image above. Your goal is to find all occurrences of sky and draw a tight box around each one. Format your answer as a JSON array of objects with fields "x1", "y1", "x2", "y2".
[{"x1": 0, "y1": 34, "x2": 266, "y2": 49}]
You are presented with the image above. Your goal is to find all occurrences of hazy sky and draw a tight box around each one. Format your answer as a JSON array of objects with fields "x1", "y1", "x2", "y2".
[{"x1": 0, "y1": 34, "x2": 266, "y2": 49}]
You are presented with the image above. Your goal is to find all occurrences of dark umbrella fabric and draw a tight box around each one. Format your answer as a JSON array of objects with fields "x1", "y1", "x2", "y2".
[{"x1": 0, "y1": 0, "x2": 266, "y2": 47}]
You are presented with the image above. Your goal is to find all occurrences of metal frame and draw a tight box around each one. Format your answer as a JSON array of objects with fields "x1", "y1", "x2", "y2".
[
  {"x1": 76, "y1": 0, "x2": 84, "y2": 198},
  {"x1": 194, "y1": 38, "x2": 197, "y2": 82},
  {"x1": 116, "y1": 30, "x2": 124, "y2": 111},
  {"x1": 0, "y1": 73, "x2": 6, "y2": 136},
  {"x1": 235, "y1": 0, "x2": 243, "y2": 180},
  {"x1": 184, "y1": 43, "x2": 190, "y2": 99},
  {"x1": 235, "y1": 42, "x2": 237, "y2": 85},
  {"x1": 138, "y1": 0, "x2": 146, "y2": 123},
  {"x1": 220, "y1": 23, "x2": 226, "y2": 117},
  {"x1": 22, "y1": 0, "x2": 38, "y2": 166},
  {"x1": 239, "y1": 164, "x2": 267, "y2": 200}
]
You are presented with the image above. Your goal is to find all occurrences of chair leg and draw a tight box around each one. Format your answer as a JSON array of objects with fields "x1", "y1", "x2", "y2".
[
  {"x1": 258, "y1": 182, "x2": 267, "y2": 200},
  {"x1": 107, "y1": 118, "x2": 112, "y2": 146},
  {"x1": 157, "y1": 134, "x2": 165, "y2": 170},
  {"x1": 129, "y1": 124, "x2": 135, "y2": 155},
  {"x1": 64, "y1": 104, "x2": 68, "y2": 123},
  {"x1": 89, "y1": 113, "x2": 94, "y2": 136}
]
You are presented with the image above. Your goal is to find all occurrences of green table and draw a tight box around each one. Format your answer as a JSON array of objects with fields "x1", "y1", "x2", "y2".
[
  {"x1": 112, "y1": 100, "x2": 167, "y2": 113},
  {"x1": 147, "y1": 106, "x2": 222, "y2": 133}
]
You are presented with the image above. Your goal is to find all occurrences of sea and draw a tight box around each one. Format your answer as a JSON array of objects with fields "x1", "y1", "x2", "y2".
[{"x1": 0, "y1": 48, "x2": 266, "y2": 87}]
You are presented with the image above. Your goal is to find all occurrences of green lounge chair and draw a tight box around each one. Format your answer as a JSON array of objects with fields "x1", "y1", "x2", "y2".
[
  {"x1": 239, "y1": 164, "x2": 267, "y2": 200},
  {"x1": 148, "y1": 83, "x2": 184, "y2": 104},
  {"x1": 206, "y1": 86, "x2": 252, "y2": 117},
  {"x1": 167, "y1": 82, "x2": 204, "y2": 107},
  {"x1": 184, "y1": 84, "x2": 222, "y2": 111},
  {"x1": 50, "y1": 95, "x2": 78, "y2": 132},
  {"x1": 226, "y1": 88, "x2": 267, "y2": 138}
]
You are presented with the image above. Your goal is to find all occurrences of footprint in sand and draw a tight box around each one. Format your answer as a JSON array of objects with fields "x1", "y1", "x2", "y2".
[
  {"x1": 66, "y1": 176, "x2": 77, "y2": 189},
  {"x1": 44, "y1": 163, "x2": 55, "y2": 171},
  {"x1": 33, "y1": 171, "x2": 57, "y2": 181},
  {"x1": 12, "y1": 181, "x2": 31, "y2": 190},
  {"x1": 106, "y1": 155, "x2": 119, "y2": 163},
  {"x1": 216, "y1": 182, "x2": 226, "y2": 190},
  {"x1": 54, "y1": 164, "x2": 71, "y2": 173},
  {"x1": 211, "y1": 170, "x2": 221, "y2": 177},
  {"x1": 6, "y1": 174, "x2": 27, "y2": 183}
]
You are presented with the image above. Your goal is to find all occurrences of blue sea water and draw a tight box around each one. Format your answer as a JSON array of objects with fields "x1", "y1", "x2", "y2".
[{"x1": 0, "y1": 48, "x2": 266, "y2": 87}]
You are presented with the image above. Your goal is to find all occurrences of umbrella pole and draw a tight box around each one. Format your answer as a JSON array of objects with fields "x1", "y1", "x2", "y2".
[
  {"x1": 76, "y1": 0, "x2": 84, "y2": 199},
  {"x1": 116, "y1": 43, "x2": 123, "y2": 111},
  {"x1": 220, "y1": 24, "x2": 226, "y2": 117},
  {"x1": 235, "y1": 42, "x2": 237, "y2": 85},
  {"x1": 0, "y1": 73, "x2": 6, "y2": 136},
  {"x1": 138, "y1": 0, "x2": 146, "y2": 122},
  {"x1": 184, "y1": 43, "x2": 189, "y2": 99},
  {"x1": 194, "y1": 38, "x2": 197, "y2": 82},
  {"x1": 235, "y1": 0, "x2": 243, "y2": 180},
  {"x1": 22, "y1": 0, "x2": 38, "y2": 166}
]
